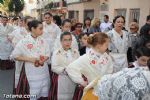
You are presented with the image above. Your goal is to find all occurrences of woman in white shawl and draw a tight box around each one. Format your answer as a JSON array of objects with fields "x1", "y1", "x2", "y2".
[
  {"x1": 11, "y1": 20, "x2": 50, "y2": 100},
  {"x1": 107, "y1": 15, "x2": 130, "y2": 72},
  {"x1": 49, "y1": 32, "x2": 80, "y2": 100},
  {"x1": 66, "y1": 32, "x2": 113, "y2": 100},
  {"x1": 97, "y1": 47, "x2": 150, "y2": 100}
]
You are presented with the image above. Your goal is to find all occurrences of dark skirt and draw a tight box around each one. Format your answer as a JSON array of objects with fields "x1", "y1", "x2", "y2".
[
  {"x1": 0, "y1": 59, "x2": 15, "y2": 70},
  {"x1": 73, "y1": 74, "x2": 87, "y2": 100},
  {"x1": 14, "y1": 63, "x2": 30, "y2": 100},
  {"x1": 48, "y1": 71, "x2": 58, "y2": 100},
  {"x1": 73, "y1": 85, "x2": 84, "y2": 100}
]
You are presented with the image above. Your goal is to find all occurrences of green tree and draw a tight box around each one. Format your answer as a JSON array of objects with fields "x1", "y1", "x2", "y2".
[
  {"x1": 0, "y1": 0, "x2": 3, "y2": 4},
  {"x1": 8, "y1": 0, "x2": 24, "y2": 16},
  {"x1": 0, "y1": 0, "x2": 10, "y2": 12}
]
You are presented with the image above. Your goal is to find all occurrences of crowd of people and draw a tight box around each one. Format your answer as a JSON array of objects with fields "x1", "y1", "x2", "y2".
[{"x1": 0, "y1": 12, "x2": 150, "y2": 100}]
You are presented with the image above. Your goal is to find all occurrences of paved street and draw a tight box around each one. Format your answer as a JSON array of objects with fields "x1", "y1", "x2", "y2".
[{"x1": 0, "y1": 68, "x2": 14, "y2": 100}]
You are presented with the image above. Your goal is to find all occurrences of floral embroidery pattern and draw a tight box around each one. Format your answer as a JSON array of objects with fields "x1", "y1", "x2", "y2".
[
  {"x1": 91, "y1": 60, "x2": 96, "y2": 65},
  {"x1": 40, "y1": 55, "x2": 45, "y2": 61},
  {"x1": 27, "y1": 43, "x2": 33, "y2": 50}
]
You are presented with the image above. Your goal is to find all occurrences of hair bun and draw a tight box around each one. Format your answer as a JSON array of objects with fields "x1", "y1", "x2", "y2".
[{"x1": 87, "y1": 34, "x2": 94, "y2": 45}]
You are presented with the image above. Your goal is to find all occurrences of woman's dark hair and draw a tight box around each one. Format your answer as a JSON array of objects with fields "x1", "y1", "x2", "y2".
[
  {"x1": 87, "y1": 32, "x2": 109, "y2": 46},
  {"x1": 53, "y1": 15, "x2": 62, "y2": 26},
  {"x1": 60, "y1": 31, "x2": 72, "y2": 41},
  {"x1": 135, "y1": 47, "x2": 150, "y2": 58},
  {"x1": 84, "y1": 17, "x2": 91, "y2": 28},
  {"x1": 146, "y1": 15, "x2": 150, "y2": 21},
  {"x1": 113, "y1": 15, "x2": 125, "y2": 24},
  {"x1": 143, "y1": 39, "x2": 150, "y2": 47},
  {"x1": 147, "y1": 59, "x2": 150, "y2": 70},
  {"x1": 24, "y1": 16, "x2": 32, "y2": 23},
  {"x1": 112, "y1": 15, "x2": 125, "y2": 28},
  {"x1": 75, "y1": 23, "x2": 83, "y2": 28},
  {"x1": 78, "y1": 33, "x2": 87, "y2": 39},
  {"x1": 104, "y1": 15, "x2": 109, "y2": 19},
  {"x1": 2, "y1": 16, "x2": 8, "y2": 19},
  {"x1": 44, "y1": 12, "x2": 53, "y2": 17},
  {"x1": 27, "y1": 20, "x2": 42, "y2": 31},
  {"x1": 61, "y1": 19, "x2": 71, "y2": 26}
]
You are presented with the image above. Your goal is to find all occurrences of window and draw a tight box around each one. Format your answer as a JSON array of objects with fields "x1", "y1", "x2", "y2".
[
  {"x1": 84, "y1": 9, "x2": 94, "y2": 19},
  {"x1": 115, "y1": 9, "x2": 127, "y2": 18},
  {"x1": 68, "y1": 11, "x2": 79, "y2": 20},
  {"x1": 129, "y1": 8, "x2": 140, "y2": 23},
  {"x1": 68, "y1": 11, "x2": 74, "y2": 19}
]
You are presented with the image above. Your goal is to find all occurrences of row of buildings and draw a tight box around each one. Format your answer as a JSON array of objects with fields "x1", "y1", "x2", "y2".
[{"x1": 28, "y1": 0, "x2": 150, "y2": 29}]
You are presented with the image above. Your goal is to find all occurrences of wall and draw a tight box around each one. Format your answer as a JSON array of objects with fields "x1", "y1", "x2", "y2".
[{"x1": 100, "y1": 0, "x2": 150, "y2": 29}]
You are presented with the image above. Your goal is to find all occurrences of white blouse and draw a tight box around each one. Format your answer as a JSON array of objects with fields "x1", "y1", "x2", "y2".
[
  {"x1": 52, "y1": 48, "x2": 80, "y2": 74},
  {"x1": 66, "y1": 48, "x2": 113, "y2": 86}
]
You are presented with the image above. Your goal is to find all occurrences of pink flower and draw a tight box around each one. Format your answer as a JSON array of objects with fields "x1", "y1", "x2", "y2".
[
  {"x1": 27, "y1": 44, "x2": 33, "y2": 49},
  {"x1": 91, "y1": 60, "x2": 96, "y2": 64}
]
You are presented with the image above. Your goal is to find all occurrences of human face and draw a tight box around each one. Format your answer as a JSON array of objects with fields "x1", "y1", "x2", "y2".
[
  {"x1": 61, "y1": 35, "x2": 72, "y2": 50},
  {"x1": 80, "y1": 34, "x2": 88, "y2": 46},
  {"x1": 85, "y1": 19, "x2": 91, "y2": 26},
  {"x1": 32, "y1": 24, "x2": 43, "y2": 37},
  {"x1": 145, "y1": 42, "x2": 150, "y2": 49},
  {"x1": 147, "y1": 19, "x2": 150, "y2": 25},
  {"x1": 114, "y1": 17, "x2": 125, "y2": 30},
  {"x1": 62, "y1": 22, "x2": 71, "y2": 32},
  {"x1": 96, "y1": 38, "x2": 109, "y2": 53},
  {"x1": 130, "y1": 26, "x2": 138, "y2": 33},
  {"x1": 2, "y1": 18, "x2": 8, "y2": 26},
  {"x1": 104, "y1": 17, "x2": 109, "y2": 23},
  {"x1": 13, "y1": 19, "x2": 19, "y2": 25},
  {"x1": 137, "y1": 56, "x2": 150, "y2": 66},
  {"x1": 44, "y1": 14, "x2": 52, "y2": 24},
  {"x1": 18, "y1": 19, "x2": 24, "y2": 27},
  {"x1": 76, "y1": 24, "x2": 82, "y2": 31}
]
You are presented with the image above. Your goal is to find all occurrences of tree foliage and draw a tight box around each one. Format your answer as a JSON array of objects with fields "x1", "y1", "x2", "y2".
[{"x1": 8, "y1": 0, "x2": 24, "y2": 15}]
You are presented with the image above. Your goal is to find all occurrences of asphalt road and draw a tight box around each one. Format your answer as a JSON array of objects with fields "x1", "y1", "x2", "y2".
[{"x1": 0, "y1": 68, "x2": 14, "y2": 100}]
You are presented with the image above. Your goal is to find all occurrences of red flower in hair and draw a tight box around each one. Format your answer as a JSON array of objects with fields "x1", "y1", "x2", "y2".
[
  {"x1": 91, "y1": 60, "x2": 96, "y2": 64},
  {"x1": 27, "y1": 44, "x2": 33, "y2": 49}
]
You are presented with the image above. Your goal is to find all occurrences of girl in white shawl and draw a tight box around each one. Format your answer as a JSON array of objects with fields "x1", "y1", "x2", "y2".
[
  {"x1": 11, "y1": 20, "x2": 50, "y2": 100},
  {"x1": 66, "y1": 32, "x2": 113, "y2": 100},
  {"x1": 50, "y1": 32, "x2": 80, "y2": 100},
  {"x1": 53, "y1": 19, "x2": 79, "y2": 52}
]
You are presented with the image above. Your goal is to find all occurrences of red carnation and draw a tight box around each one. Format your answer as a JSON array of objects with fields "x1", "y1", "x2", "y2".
[
  {"x1": 27, "y1": 44, "x2": 33, "y2": 49},
  {"x1": 40, "y1": 55, "x2": 45, "y2": 61},
  {"x1": 91, "y1": 60, "x2": 96, "y2": 64}
]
